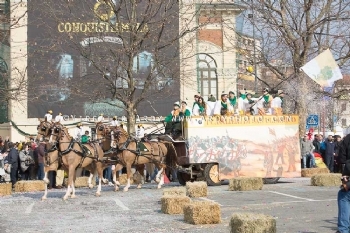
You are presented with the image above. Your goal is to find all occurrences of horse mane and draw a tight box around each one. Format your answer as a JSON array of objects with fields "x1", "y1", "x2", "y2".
[
  {"x1": 119, "y1": 126, "x2": 129, "y2": 138},
  {"x1": 63, "y1": 127, "x2": 72, "y2": 140}
]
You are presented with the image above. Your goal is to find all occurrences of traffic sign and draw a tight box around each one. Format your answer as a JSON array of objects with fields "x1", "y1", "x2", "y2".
[{"x1": 306, "y1": 114, "x2": 319, "y2": 127}]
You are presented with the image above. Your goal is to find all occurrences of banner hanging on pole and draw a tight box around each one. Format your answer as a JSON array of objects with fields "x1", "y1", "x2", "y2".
[{"x1": 300, "y1": 49, "x2": 343, "y2": 87}]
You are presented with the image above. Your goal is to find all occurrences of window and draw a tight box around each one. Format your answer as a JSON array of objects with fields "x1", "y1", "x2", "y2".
[
  {"x1": 197, "y1": 54, "x2": 217, "y2": 100},
  {"x1": 341, "y1": 103, "x2": 347, "y2": 112},
  {"x1": 342, "y1": 119, "x2": 347, "y2": 127}
]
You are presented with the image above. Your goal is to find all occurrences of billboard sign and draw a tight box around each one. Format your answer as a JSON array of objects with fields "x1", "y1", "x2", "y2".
[
  {"x1": 185, "y1": 115, "x2": 301, "y2": 179},
  {"x1": 27, "y1": 0, "x2": 180, "y2": 118}
]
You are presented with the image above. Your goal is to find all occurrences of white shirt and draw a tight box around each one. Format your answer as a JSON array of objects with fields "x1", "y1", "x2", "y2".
[
  {"x1": 213, "y1": 100, "x2": 233, "y2": 115},
  {"x1": 192, "y1": 103, "x2": 200, "y2": 116},
  {"x1": 111, "y1": 120, "x2": 120, "y2": 126},
  {"x1": 55, "y1": 115, "x2": 64, "y2": 123},
  {"x1": 97, "y1": 116, "x2": 104, "y2": 122},
  {"x1": 271, "y1": 96, "x2": 283, "y2": 108},
  {"x1": 237, "y1": 97, "x2": 245, "y2": 111},
  {"x1": 44, "y1": 113, "x2": 52, "y2": 121},
  {"x1": 136, "y1": 127, "x2": 145, "y2": 139},
  {"x1": 74, "y1": 127, "x2": 84, "y2": 140}
]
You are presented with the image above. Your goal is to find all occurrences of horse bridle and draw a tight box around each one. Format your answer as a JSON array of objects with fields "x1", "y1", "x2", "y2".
[{"x1": 37, "y1": 122, "x2": 53, "y2": 138}]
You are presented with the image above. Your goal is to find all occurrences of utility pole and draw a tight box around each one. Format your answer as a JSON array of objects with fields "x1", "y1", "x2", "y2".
[{"x1": 248, "y1": 1, "x2": 257, "y2": 93}]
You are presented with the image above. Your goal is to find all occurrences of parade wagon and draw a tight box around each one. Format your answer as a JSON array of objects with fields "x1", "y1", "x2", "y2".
[{"x1": 171, "y1": 115, "x2": 302, "y2": 185}]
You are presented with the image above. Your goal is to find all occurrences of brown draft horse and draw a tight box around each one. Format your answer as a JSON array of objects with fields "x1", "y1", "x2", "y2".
[
  {"x1": 37, "y1": 120, "x2": 99, "y2": 200},
  {"x1": 109, "y1": 125, "x2": 177, "y2": 192},
  {"x1": 49, "y1": 122, "x2": 105, "y2": 200},
  {"x1": 36, "y1": 119, "x2": 61, "y2": 200},
  {"x1": 95, "y1": 122, "x2": 152, "y2": 191}
]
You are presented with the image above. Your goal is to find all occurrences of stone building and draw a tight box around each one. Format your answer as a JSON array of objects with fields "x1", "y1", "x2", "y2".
[{"x1": 0, "y1": 0, "x2": 260, "y2": 141}]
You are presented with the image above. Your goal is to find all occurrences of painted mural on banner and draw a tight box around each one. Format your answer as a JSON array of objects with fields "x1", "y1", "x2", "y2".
[
  {"x1": 185, "y1": 115, "x2": 301, "y2": 178},
  {"x1": 27, "y1": 0, "x2": 180, "y2": 118}
]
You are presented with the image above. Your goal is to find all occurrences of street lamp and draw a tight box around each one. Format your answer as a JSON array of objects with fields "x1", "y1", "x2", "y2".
[{"x1": 248, "y1": 8, "x2": 257, "y2": 93}]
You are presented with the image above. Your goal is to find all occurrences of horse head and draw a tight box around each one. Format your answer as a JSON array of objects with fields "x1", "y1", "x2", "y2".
[
  {"x1": 36, "y1": 120, "x2": 53, "y2": 142},
  {"x1": 95, "y1": 122, "x2": 110, "y2": 140},
  {"x1": 50, "y1": 122, "x2": 66, "y2": 143},
  {"x1": 111, "y1": 125, "x2": 128, "y2": 143}
]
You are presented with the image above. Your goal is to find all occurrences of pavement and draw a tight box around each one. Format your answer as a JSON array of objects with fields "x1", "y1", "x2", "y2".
[{"x1": 0, "y1": 177, "x2": 340, "y2": 233}]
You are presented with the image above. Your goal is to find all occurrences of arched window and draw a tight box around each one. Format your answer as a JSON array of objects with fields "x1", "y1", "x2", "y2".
[{"x1": 197, "y1": 54, "x2": 217, "y2": 99}]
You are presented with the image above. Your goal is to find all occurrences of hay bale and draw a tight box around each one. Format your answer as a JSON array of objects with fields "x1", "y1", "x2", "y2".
[
  {"x1": 118, "y1": 174, "x2": 134, "y2": 185},
  {"x1": 14, "y1": 180, "x2": 46, "y2": 192},
  {"x1": 311, "y1": 173, "x2": 342, "y2": 186},
  {"x1": 183, "y1": 201, "x2": 221, "y2": 225},
  {"x1": 228, "y1": 177, "x2": 263, "y2": 191},
  {"x1": 161, "y1": 195, "x2": 191, "y2": 214},
  {"x1": 230, "y1": 213, "x2": 276, "y2": 233},
  {"x1": 63, "y1": 176, "x2": 96, "y2": 187},
  {"x1": 0, "y1": 183, "x2": 12, "y2": 196},
  {"x1": 186, "y1": 181, "x2": 207, "y2": 197},
  {"x1": 162, "y1": 187, "x2": 186, "y2": 196},
  {"x1": 301, "y1": 167, "x2": 329, "y2": 177}
]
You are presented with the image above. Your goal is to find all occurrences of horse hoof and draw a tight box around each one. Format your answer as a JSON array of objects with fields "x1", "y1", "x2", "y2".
[
  {"x1": 41, "y1": 196, "x2": 47, "y2": 201},
  {"x1": 95, "y1": 193, "x2": 101, "y2": 197},
  {"x1": 114, "y1": 187, "x2": 119, "y2": 192},
  {"x1": 157, "y1": 185, "x2": 162, "y2": 189},
  {"x1": 137, "y1": 185, "x2": 142, "y2": 189},
  {"x1": 123, "y1": 188, "x2": 129, "y2": 192},
  {"x1": 88, "y1": 184, "x2": 93, "y2": 189},
  {"x1": 43, "y1": 179, "x2": 50, "y2": 184},
  {"x1": 63, "y1": 196, "x2": 68, "y2": 200},
  {"x1": 71, "y1": 195, "x2": 76, "y2": 199}
]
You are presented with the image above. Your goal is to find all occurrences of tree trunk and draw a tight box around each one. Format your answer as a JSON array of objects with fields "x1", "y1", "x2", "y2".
[
  {"x1": 126, "y1": 105, "x2": 136, "y2": 134},
  {"x1": 297, "y1": 73, "x2": 308, "y2": 137}
]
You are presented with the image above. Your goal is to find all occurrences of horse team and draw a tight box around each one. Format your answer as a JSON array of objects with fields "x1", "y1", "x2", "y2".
[{"x1": 36, "y1": 119, "x2": 178, "y2": 200}]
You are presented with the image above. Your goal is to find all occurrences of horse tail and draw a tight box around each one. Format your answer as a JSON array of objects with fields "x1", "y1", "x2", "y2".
[
  {"x1": 164, "y1": 142, "x2": 178, "y2": 169},
  {"x1": 145, "y1": 163, "x2": 155, "y2": 176}
]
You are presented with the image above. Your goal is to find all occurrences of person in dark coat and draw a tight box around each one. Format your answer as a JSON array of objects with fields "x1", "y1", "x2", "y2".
[
  {"x1": 324, "y1": 134, "x2": 335, "y2": 173},
  {"x1": 336, "y1": 134, "x2": 350, "y2": 232},
  {"x1": 7, "y1": 142, "x2": 19, "y2": 188},
  {"x1": 37, "y1": 139, "x2": 46, "y2": 180}
]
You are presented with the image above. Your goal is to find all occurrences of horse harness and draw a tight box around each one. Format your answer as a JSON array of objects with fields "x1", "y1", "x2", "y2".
[{"x1": 118, "y1": 137, "x2": 165, "y2": 165}]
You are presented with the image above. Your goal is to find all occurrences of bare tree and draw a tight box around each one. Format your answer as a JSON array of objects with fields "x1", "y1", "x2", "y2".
[
  {"x1": 0, "y1": 0, "x2": 28, "y2": 122},
  {"x1": 240, "y1": 0, "x2": 350, "y2": 135}
]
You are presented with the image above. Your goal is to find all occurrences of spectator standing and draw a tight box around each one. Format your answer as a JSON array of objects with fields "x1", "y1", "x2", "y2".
[
  {"x1": 300, "y1": 135, "x2": 315, "y2": 168},
  {"x1": 19, "y1": 144, "x2": 34, "y2": 180},
  {"x1": 7, "y1": 142, "x2": 19, "y2": 188},
  {"x1": 37, "y1": 139, "x2": 46, "y2": 180},
  {"x1": 337, "y1": 134, "x2": 350, "y2": 232},
  {"x1": 324, "y1": 134, "x2": 336, "y2": 172}
]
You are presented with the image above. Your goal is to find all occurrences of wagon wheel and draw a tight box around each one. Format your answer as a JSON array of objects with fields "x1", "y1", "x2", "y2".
[
  {"x1": 177, "y1": 171, "x2": 191, "y2": 186},
  {"x1": 204, "y1": 163, "x2": 221, "y2": 186}
]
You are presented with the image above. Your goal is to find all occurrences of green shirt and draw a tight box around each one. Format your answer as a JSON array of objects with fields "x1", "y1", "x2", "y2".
[
  {"x1": 81, "y1": 135, "x2": 89, "y2": 144},
  {"x1": 229, "y1": 97, "x2": 237, "y2": 107}
]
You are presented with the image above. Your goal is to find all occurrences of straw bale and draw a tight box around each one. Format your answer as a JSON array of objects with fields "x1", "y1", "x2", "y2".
[
  {"x1": 0, "y1": 183, "x2": 12, "y2": 196},
  {"x1": 228, "y1": 177, "x2": 263, "y2": 191},
  {"x1": 14, "y1": 180, "x2": 46, "y2": 192},
  {"x1": 118, "y1": 174, "x2": 134, "y2": 185},
  {"x1": 183, "y1": 201, "x2": 221, "y2": 225},
  {"x1": 229, "y1": 213, "x2": 276, "y2": 233},
  {"x1": 186, "y1": 181, "x2": 207, "y2": 197},
  {"x1": 63, "y1": 176, "x2": 96, "y2": 188},
  {"x1": 162, "y1": 187, "x2": 186, "y2": 196},
  {"x1": 311, "y1": 173, "x2": 342, "y2": 186},
  {"x1": 301, "y1": 168, "x2": 329, "y2": 177},
  {"x1": 161, "y1": 195, "x2": 191, "y2": 214}
]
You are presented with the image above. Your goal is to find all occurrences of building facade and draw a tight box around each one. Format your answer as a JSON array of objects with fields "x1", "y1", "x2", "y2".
[{"x1": 1, "y1": 0, "x2": 256, "y2": 141}]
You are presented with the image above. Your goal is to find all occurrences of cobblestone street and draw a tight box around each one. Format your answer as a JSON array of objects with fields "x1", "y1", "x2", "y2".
[{"x1": 0, "y1": 178, "x2": 339, "y2": 233}]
